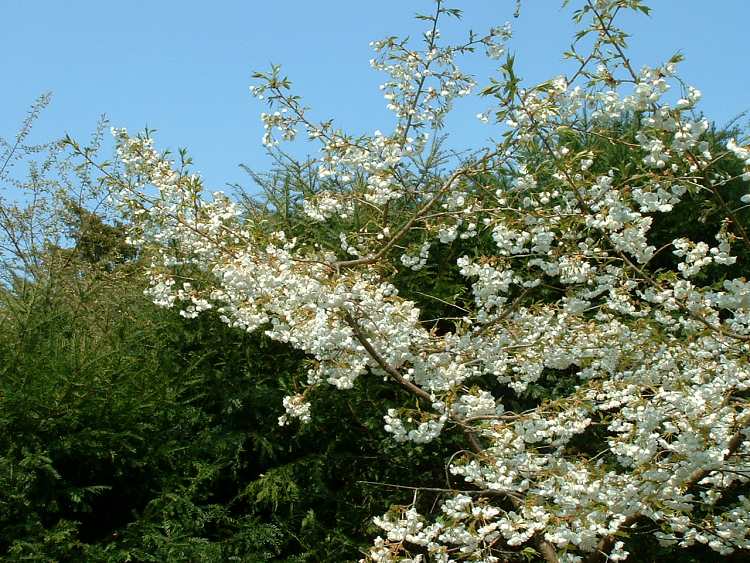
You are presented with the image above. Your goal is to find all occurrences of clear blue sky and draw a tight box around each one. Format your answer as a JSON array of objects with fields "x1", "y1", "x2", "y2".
[{"x1": 3, "y1": 1, "x2": 749, "y2": 192}]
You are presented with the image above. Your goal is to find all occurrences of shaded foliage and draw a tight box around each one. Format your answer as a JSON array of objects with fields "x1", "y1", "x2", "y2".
[{"x1": 0, "y1": 205, "x2": 467, "y2": 562}]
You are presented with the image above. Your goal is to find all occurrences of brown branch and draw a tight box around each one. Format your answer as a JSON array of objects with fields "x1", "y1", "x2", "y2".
[
  {"x1": 587, "y1": 1, "x2": 638, "y2": 82},
  {"x1": 331, "y1": 167, "x2": 472, "y2": 270},
  {"x1": 344, "y1": 311, "x2": 433, "y2": 403},
  {"x1": 344, "y1": 310, "x2": 560, "y2": 563}
]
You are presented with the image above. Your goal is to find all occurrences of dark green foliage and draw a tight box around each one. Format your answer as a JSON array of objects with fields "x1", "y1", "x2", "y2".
[
  {"x1": 0, "y1": 265, "x2": 284, "y2": 560},
  {"x1": 60, "y1": 202, "x2": 137, "y2": 267},
  {"x1": 0, "y1": 212, "x2": 468, "y2": 561}
]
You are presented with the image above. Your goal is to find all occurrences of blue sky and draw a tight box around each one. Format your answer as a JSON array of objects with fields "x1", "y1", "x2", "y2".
[{"x1": 3, "y1": 1, "x2": 749, "y2": 192}]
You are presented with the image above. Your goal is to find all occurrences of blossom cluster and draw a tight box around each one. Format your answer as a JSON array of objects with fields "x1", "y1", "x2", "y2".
[{"x1": 106, "y1": 1, "x2": 750, "y2": 561}]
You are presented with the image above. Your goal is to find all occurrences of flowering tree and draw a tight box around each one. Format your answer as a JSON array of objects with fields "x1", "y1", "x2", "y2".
[{"x1": 86, "y1": 1, "x2": 750, "y2": 560}]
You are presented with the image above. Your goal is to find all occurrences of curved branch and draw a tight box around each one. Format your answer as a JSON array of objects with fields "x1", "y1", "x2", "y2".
[{"x1": 344, "y1": 310, "x2": 560, "y2": 563}]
